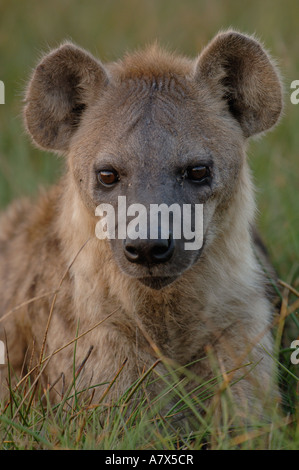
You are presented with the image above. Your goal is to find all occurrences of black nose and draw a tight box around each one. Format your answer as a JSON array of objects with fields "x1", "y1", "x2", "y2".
[{"x1": 124, "y1": 235, "x2": 175, "y2": 264}]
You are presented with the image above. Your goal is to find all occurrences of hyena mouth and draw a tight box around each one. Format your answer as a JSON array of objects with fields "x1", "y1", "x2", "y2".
[{"x1": 138, "y1": 276, "x2": 178, "y2": 290}]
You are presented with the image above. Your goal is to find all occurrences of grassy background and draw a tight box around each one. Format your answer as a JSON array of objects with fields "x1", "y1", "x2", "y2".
[{"x1": 0, "y1": 0, "x2": 299, "y2": 449}]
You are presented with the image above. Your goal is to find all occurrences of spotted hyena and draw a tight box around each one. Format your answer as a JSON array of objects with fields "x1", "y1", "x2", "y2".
[{"x1": 0, "y1": 31, "x2": 282, "y2": 417}]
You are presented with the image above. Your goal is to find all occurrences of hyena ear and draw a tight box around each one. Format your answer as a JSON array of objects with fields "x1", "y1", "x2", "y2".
[
  {"x1": 194, "y1": 31, "x2": 283, "y2": 137},
  {"x1": 24, "y1": 42, "x2": 109, "y2": 153}
]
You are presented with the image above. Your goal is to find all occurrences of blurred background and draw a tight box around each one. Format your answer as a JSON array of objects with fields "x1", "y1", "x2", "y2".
[{"x1": 0, "y1": 0, "x2": 298, "y2": 282}]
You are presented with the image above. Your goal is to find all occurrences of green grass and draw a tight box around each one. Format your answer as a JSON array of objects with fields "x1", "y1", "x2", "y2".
[
  {"x1": 0, "y1": 0, "x2": 298, "y2": 450},
  {"x1": 0, "y1": 341, "x2": 297, "y2": 451}
]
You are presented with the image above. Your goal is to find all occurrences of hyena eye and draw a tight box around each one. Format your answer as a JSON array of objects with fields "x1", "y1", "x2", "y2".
[
  {"x1": 186, "y1": 166, "x2": 210, "y2": 183},
  {"x1": 97, "y1": 169, "x2": 119, "y2": 186}
]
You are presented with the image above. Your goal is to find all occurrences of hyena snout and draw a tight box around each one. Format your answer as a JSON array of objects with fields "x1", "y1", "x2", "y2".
[{"x1": 123, "y1": 234, "x2": 175, "y2": 265}]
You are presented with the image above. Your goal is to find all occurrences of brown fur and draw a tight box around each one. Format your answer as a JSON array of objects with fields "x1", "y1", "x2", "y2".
[{"x1": 0, "y1": 31, "x2": 283, "y2": 418}]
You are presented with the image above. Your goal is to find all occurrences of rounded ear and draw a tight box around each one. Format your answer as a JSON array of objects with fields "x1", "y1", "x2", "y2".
[
  {"x1": 194, "y1": 31, "x2": 283, "y2": 137},
  {"x1": 24, "y1": 42, "x2": 109, "y2": 153}
]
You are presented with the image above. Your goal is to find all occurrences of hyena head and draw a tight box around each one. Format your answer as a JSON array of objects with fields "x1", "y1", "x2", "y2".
[{"x1": 24, "y1": 31, "x2": 282, "y2": 290}]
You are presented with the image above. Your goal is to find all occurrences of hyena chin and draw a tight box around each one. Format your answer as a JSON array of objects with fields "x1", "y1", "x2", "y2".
[{"x1": 0, "y1": 30, "x2": 282, "y2": 420}]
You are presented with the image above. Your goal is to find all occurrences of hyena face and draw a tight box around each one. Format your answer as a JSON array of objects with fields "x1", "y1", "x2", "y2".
[
  {"x1": 24, "y1": 32, "x2": 282, "y2": 289},
  {"x1": 69, "y1": 71, "x2": 244, "y2": 288}
]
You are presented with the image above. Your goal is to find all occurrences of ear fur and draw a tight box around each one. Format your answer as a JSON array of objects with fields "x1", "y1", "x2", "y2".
[
  {"x1": 24, "y1": 42, "x2": 108, "y2": 152},
  {"x1": 194, "y1": 30, "x2": 283, "y2": 137}
]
